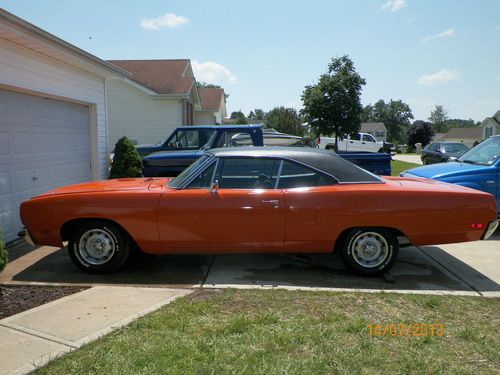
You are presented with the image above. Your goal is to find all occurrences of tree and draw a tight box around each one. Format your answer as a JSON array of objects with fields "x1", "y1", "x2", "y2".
[
  {"x1": 406, "y1": 120, "x2": 434, "y2": 150},
  {"x1": 429, "y1": 105, "x2": 448, "y2": 133},
  {"x1": 248, "y1": 109, "x2": 266, "y2": 121},
  {"x1": 196, "y1": 82, "x2": 229, "y2": 100},
  {"x1": 362, "y1": 99, "x2": 414, "y2": 143},
  {"x1": 301, "y1": 55, "x2": 366, "y2": 150},
  {"x1": 264, "y1": 107, "x2": 304, "y2": 136},
  {"x1": 230, "y1": 110, "x2": 248, "y2": 124},
  {"x1": 109, "y1": 136, "x2": 142, "y2": 179},
  {"x1": 0, "y1": 226, "x2": 7, "y2": 272}
]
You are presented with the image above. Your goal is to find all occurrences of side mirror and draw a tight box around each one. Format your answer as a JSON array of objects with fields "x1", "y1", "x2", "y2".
[{"x1": 210, "y1": 179, "x2": 219, "y2": 194}]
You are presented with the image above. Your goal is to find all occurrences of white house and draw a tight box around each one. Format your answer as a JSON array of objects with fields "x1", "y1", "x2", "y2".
[
  {"x1": 105, "y1": 59, "x2": 203, "y2": 148},
  {"x1": 360, "y1": 122, "x2": 387, "y2": 142},
  {"x1": 481, "y1": 110, "x2": 500, "y2": 139},
  {"x1": 194, "y1": 88, "x2": 227, "y2": 125},
  {"x1": 0, "y1": 9, "x2": 128, "y2": 242}
]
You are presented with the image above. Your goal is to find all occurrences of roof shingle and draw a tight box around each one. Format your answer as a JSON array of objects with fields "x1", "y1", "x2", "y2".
[
  {"x1": 107, "y1": 59, "x2": 194, "y2": 95},
  {"x1": 198, "y1": 88, "x2": 224, "y2": 111}
]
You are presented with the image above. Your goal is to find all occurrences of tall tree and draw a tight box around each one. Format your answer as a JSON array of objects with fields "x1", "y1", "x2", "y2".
[
  {"x1": 428, "y1": 105, "x2": 448, "y2": 133},
  {"x1": 363, "y1": 99, "x2": 414, "y2": 143},
  {"x1": 406, "y1": 120, "x2": 434, "y2": 149},
  {"x1": 264, "y1": 106, "x2": 304, "y2": 136},
  {"x1": 230, "y1": 110, "x2": 248, "y2": 124},
  {"x1": 301, "y1": 55, "x2": 366, "y2": 150},
  {"x1": 248, "y1": 109, "x2": 266, "y2": 121}
]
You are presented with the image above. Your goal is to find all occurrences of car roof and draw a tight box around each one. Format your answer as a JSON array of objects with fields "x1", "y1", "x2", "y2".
[
  {"x1": 206, "y1": 147, "x2": 381, "y2": 183},
  {"x1": 176, "y1": 124, "x2": 263, "y2": 130}
]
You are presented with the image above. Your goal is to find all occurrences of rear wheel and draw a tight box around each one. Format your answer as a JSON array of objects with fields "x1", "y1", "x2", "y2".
[
  {"x1": 68, "y1": 221, "x2": 131, "y2": 273},
  {"x1": 340, "y1": 228, "x2": 398, "y2": 276}
]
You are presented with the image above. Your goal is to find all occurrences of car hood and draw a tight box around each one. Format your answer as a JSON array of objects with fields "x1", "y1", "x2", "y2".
[
  {"x1": 144, "y1": 149, "x2": 202, "y2": 160},
  {"x1": 401, "y1": 161, "x2": 486, "y2": 179},
  {"x1": 35, "y1": 178, "x2": 170, "y2": 197}
]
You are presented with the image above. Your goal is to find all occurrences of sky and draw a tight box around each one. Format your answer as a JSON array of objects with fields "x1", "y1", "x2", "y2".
[{"x1": 1, "y1": 0, "x2": 499, "y2": 122}]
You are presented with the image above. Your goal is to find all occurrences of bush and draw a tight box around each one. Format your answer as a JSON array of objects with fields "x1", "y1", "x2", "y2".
[
  {"x1": 109, "y1": 136, "x2": 142, "y2": 179},
  {"x1": 0, "y1": 227, "x2": 7, "y2": 272}
]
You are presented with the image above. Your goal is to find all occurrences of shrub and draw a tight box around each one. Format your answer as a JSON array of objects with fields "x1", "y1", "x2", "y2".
[
  {"x1": 109, "y1": 136, "x2": 142, "y2": 179},
  {"x1": 0, "y1": 227, "x2": 7, "y2": 272}
]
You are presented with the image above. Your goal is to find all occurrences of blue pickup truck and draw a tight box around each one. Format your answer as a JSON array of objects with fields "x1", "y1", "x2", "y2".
[
  {"x1": 401, "y1": 135, "x2": 500, "y2": 217},
  {"x1": 141, "y1": 125, "x2": 391, "y2": 177}
]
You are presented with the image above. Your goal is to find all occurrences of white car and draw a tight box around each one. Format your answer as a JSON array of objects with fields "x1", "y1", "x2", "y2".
[{"x1": 319, "y1": 132, "x2": 393, "y2": 153}]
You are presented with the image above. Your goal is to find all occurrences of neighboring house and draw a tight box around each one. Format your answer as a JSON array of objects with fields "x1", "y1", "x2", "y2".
[
  {"x1": 480, "y1": 110, "x2": 500, "y2": 139},
  {"x1": 106, "y1": 59, "x2": 203, "y2": 149},
  {"x1": 194, "y1": 88, "x2": 227, "y2": 125},
  {"x1": 431, "y1": 133, "x2": 445, "y2": 142},
  {"x1": 0, "y1": 9, "x2": 128, "y2": 242},
  {"x1": 441, "y1": 127, "x2": 482, "y2": 148},
  {"x1": 360, "y1": 122, "x2": 387, "y2": 142}
]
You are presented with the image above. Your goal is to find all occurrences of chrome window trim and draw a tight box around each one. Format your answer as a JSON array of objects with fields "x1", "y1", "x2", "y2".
[{"x1": 274, "y1": 160, "x2": 284, "y2": 189}]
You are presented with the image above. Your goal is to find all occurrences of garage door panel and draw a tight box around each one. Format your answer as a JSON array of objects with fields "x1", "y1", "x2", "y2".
[{"x1": 0, "y1": 89, "x2": 91, "y2": 242}]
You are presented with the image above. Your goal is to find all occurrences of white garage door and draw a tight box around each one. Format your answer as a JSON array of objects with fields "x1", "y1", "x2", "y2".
[{"x1": 0, "y1": 89, "x2": 91, "y2": 243}]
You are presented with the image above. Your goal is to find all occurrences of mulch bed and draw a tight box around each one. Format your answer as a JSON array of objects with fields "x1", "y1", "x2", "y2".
[{"x1": 0, "y1": 285, "x2": 88, "y2": 320}]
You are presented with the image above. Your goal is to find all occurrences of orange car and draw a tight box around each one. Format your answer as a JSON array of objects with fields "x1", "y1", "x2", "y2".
[{"x1": 20, "y1": 147, "x2": 498, "y2": 276}]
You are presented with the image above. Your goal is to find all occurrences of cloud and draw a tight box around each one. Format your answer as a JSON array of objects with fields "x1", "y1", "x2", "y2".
[
  {"x1": 421, "y1": 28, "x2": 455, "y2": 43},
  {"x1": 140, "y1": 13, "x2": 189, "y2": 30},
  {"x1": 417, "y1": 69, "x2": 459, "y2": 86},
  {"x1": 192, "y1": 61, "x2": 238, "y2": 85},
  {"x1": 380, "y1": 0, "x2": 407, "y2": 12}
]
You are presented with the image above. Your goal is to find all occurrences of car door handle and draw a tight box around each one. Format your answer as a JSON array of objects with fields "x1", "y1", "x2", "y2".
[{"x1": 261, "y1": 199, "x2": 280, "y2": 207}]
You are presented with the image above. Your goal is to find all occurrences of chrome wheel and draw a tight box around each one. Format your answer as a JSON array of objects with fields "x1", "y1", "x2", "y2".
[
  {"x1": 350, "y1": 231, "x2": 389, "y2": 268},
  {"x1": 78, "y1": 228, "x2": 116, "y2": 265}
]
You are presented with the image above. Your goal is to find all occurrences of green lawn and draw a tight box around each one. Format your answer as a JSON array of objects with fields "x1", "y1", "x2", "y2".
[
  {"x1": 391, "y1": 159, "x2": 420, "y2": 176},
  {"x1": 36, "y1": 289, "x2": 499, "y2": 374}
]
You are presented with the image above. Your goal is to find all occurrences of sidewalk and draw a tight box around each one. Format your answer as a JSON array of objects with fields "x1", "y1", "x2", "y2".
[
  {"x1": 0, "y1": 286, "x2": 191, "y2": 375},
  {"x1": 392, "y1": 153, "x2": 422, "y2": 165}
]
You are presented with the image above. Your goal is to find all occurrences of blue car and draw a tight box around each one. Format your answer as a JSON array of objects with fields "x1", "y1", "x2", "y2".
[{"x1": 401, "y1": 135, "x2": 500, "y2": 217}]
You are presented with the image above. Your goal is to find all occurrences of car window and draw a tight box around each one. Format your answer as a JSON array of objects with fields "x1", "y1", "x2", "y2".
[
  {"x1": 350, "y1": 134, "x2": 361, "y2": 141},
  {"x1": 278, "y1": 160, "x2": 337, "y2": 189},
  {"x1": 362, "y1": 134, "x2": 376, "y2": 142},
  {"x1": 168, "y1": 129, "x2": 213, "y2": 149},
  {"x1": 168, "y1": 155, "x2": 211, "y2": 188},
  {"x1": 443, "y1": 143, "x2": 469, "y2": 153},
  {"x1": 217, "y1": 158, "x2": 279, "y2": 189},
  {"x1": 427, "y1": 143, "x2": 437, "y2": 151},
  {"x1": 186, "y1": 161, "x2": 217, "y2": 189},
  {"x1": 216, "y1": 130, "x2": 254, "y2": 147}
]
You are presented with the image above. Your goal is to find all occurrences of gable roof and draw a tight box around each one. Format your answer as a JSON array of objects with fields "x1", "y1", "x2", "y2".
[
  {"x1": 198, "y1": 88, "x2": 224, "y2": 111},
  {"x1": 361, "y1": 122, "x2": 386, "y2": 132},
  {"x1": 444, "y1": 127, "x2": 482, "y2": 139},
  {"x1": 107, "y1": 59, "x2": 194, "y2": 95}
]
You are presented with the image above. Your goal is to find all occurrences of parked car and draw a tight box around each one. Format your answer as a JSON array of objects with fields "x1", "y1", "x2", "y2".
[
  {"x1": 319, "y1": 132, "x2": 394, "y2": 153},
  {"x1": 401, "y1": 135, "x2": 500, "y2": 217},
  {"x1": 20, "y1": 147, "x2": 497, "y2": 276},
  {"x1": 421, "y1": 142, "x2": 470, "y2": 164},
  {"x1": 143, "y1": 126, "x2": 391, "y2": 177}
]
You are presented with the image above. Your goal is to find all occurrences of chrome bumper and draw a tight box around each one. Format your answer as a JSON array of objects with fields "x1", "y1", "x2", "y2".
[
  {"x1": 482, "y1": 220, "x2": 499, "y2": 240},
  {"x1": 18, "y1": 228, "x2": 35, "y2": 246}
]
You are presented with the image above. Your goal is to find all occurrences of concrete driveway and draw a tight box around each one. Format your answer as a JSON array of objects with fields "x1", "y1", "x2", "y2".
[
  {"x1": 2, "y1": 229, "x2": 499, "y2": 297},
  {"x1": 392, "y1": 153, "x2": 423, "y2": 165}
]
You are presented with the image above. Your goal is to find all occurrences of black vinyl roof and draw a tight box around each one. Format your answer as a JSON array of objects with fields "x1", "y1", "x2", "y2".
[{"x1": 206, "y1": 147, "x2": 381, "y2": 183}]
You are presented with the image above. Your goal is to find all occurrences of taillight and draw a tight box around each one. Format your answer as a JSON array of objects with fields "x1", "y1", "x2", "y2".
[{"x1": 470, "y1": 223, "x2": 483, "y2": 229}]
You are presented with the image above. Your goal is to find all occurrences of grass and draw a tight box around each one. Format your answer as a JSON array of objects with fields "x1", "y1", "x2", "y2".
[
  {"x1": 391, "y1": 159, "x2": 420, "y2": 176},
  {"x1": 36, "y1": 289, "x2": 500, "y2": 375}
]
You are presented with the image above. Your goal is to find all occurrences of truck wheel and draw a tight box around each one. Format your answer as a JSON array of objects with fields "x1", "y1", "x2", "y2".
[
  {"x1": 68, "y1": 221, "x2": 131, "y2": 273},
  {"x1": 340, "y1": 228, "x2": 398, "y2": 276}
]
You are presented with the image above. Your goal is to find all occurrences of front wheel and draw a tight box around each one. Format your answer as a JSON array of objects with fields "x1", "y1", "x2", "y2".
[
  {"x1": 340, "y1": 228, "x2": 398, "y2": 276},
  {"x1": 68, "y1": 221, "x2": 131, "y2": 273}
]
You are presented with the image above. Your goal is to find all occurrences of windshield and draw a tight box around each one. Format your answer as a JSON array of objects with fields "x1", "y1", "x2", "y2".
[
  {"x1": 443, "y1": 143, "x2": 469, "y2": 153},
  {"x1": 162, "y1": 129, "x2": 215, "y2": 149},
  {"x1": 457, "y1": 137, "x2": 500, "y2": 165},
  {"x1": 168, "y1": 155, "x2": 211, "y2": 188}
]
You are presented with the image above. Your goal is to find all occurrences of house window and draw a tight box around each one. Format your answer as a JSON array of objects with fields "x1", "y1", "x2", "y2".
[
  {"x1": 485, "y1": 127, "x2": 493, "y2": 138},
  {"x1": 375, "y1": 131, "x2": 385, "y2": 138}
]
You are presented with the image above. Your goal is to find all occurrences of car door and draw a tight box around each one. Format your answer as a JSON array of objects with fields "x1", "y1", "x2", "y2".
[
  {"x1": 157, "y1": 157, "x2": 285, "y2": 251},
  {"x1": 347, "y1": 133, "x2": 362, "y2": 151},
  {"x1": 278, "y1": 160, "x2": 340, "y2": 253},
  {"x1": 362, "y1": 134, "x2": 380, "y2": 152}
]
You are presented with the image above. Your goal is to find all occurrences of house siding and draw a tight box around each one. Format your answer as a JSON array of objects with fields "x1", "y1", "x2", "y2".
[
  {"x1": 0, "y1": 37, "x2": 108, "y2": 179},
  {"x1": 106, "y1": 78, "x2": 182, "y2": 148},
  {"x1": 194, "y1": 111, "x2": 215, "y2": 125}
]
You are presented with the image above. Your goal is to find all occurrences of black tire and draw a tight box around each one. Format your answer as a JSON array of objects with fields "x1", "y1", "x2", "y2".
[
  {"x1": 68, "y1": 221, "x2": 131, "y2": 273},
  {"x1": 378, "y1": 148, "x2": 384, "y2": 153},
  {"x1": 422, "y1": 157, "x2": 427, "y2": 165},
  {"x1": 340, "y1": 228, "x2": 398, "y2": 276}
]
